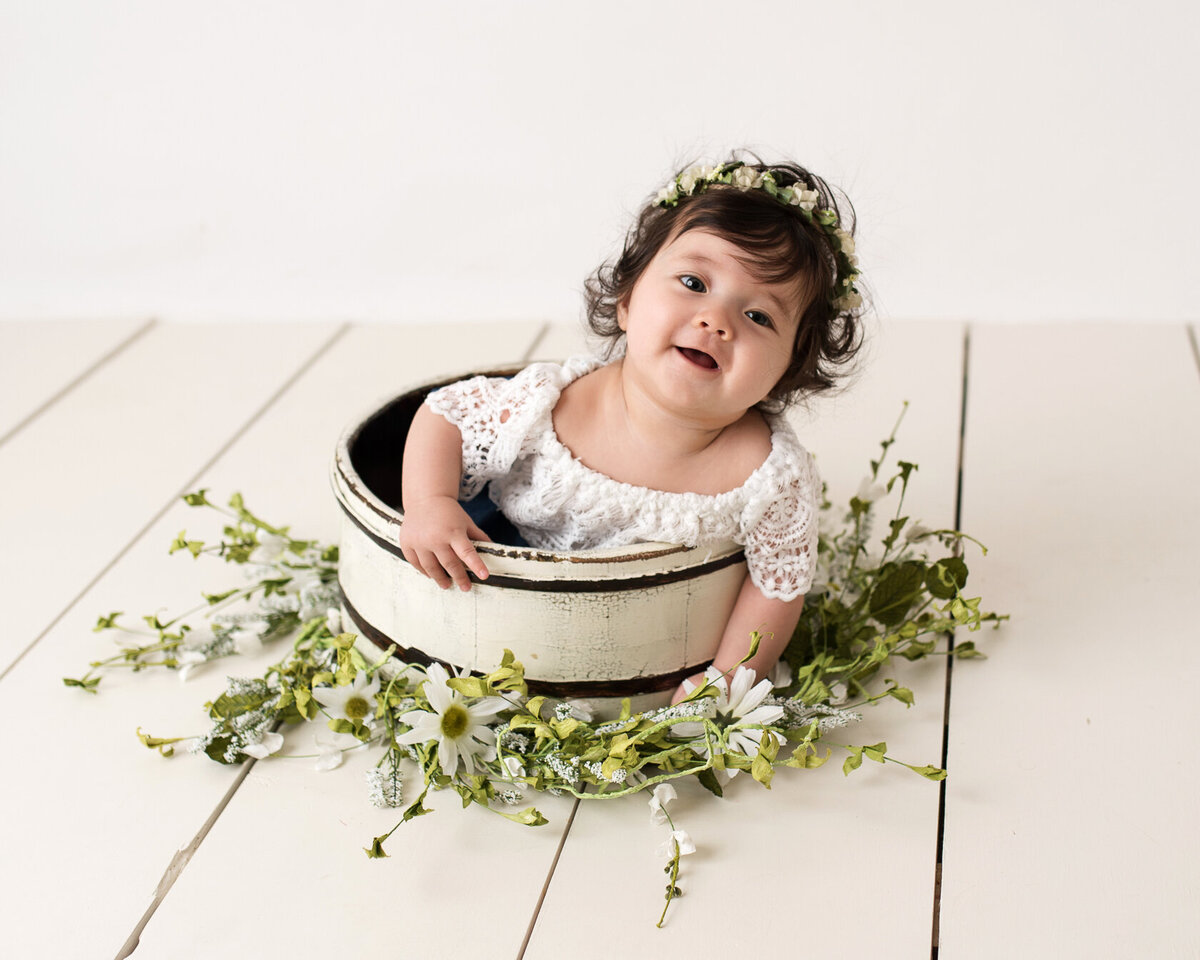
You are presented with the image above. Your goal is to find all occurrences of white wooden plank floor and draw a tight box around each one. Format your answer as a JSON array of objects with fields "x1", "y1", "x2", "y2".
[{"x1": 1, "y1": 320, "x2": 1195, "y2": 960}]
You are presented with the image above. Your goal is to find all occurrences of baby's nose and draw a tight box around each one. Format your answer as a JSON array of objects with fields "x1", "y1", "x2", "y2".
[{"x1": 695, "y1": 314, "x2": 731, "y2": 338}]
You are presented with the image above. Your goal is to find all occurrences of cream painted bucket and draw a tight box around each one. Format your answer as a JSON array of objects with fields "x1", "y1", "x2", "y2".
[{"x1": 331, "y1": 366, "x2": 747, "y2": 717}]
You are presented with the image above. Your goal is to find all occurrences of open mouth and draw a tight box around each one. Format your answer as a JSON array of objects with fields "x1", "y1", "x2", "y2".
[{"x1": 676, "y1": 346, "x2": 719, "y2": 371}]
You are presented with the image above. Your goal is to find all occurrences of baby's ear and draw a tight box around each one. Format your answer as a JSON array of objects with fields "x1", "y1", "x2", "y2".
[{"x1": 616, "y1": 297, "x2": 629, "y2": 331}]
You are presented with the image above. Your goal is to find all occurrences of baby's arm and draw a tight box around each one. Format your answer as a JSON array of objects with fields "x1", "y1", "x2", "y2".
[
  {"x1": 397, "y1": 404, "x2": 492, "y2": 591},
  {"x1": 672, "y1": 571, "x2": 803, "y2": 703}
]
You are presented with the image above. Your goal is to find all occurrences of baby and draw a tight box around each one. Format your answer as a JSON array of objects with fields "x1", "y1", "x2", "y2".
[{"x1": 398, "y1": 155, "x2": 862, "y2": 702}]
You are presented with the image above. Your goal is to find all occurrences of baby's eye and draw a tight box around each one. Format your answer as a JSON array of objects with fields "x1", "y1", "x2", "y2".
[
  {"x1": 679, "y1": 275, "x2": 707, "y2": 293},
  {"x1": 746, "y1": 310, "x2": 774, "y2": 328}
]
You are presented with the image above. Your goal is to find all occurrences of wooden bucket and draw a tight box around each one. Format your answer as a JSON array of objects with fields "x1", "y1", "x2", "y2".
[{"x1": 331, "y1": 366, "x2": 747, "y2": 718}]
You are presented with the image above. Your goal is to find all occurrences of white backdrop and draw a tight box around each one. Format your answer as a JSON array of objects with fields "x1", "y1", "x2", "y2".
[{"x1": 2, "y1": 0, "x2": 1197, "y2": 325}]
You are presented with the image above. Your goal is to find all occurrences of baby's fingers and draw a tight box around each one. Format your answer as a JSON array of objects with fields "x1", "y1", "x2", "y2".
[
  {"x1": 400, "y1": 544, "x2": 428, "y2": 580},
  {"x1": 465, "y1": 520, "x2": 493, "y2": 544},
  {"x1": 452, "y1": 534, "x2": 490, "y2": 582},
  {"x1": 433, "y1": 544, "x2": 476, "y2": 592},
  {"x1": 414, "y1": 548, "x2": 455, "y2": 590}
]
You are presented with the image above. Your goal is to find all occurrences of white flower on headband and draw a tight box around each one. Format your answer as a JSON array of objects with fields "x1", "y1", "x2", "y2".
[
  {"x1": 836, "y1": 228, "x2": 856, "y2": 258},
  {"x1": 653, "y1": 160, "x2": 861, "y2": 310},
  {"x1": 677, "y1": 164, "x2": 717, "y2": 196},
  {"x1": 656, "y1": 183, "x2": 679, "y2": 205},
  {"x1": 788, "y1": 186, "x2": 820, "y2": 211},
  {"x1": 731, "y1": 166, "x2": 764, "y2": 190}
]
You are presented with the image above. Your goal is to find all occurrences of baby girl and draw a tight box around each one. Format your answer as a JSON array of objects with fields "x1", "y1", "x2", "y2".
[{"x1": 398, "y1": 155, "x2": 862, "y2": 702}]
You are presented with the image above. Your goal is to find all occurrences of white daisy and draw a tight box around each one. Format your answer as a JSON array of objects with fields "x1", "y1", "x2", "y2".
[
  {"x1": 394, "y1": 663, "x2": 508, "y2": 778},
  {"x1": 312, "y1": 671, "x2": 382, "y2": 728},
  {"x1": 679, "y1": 666, "x2": 785, "y2": 776}
]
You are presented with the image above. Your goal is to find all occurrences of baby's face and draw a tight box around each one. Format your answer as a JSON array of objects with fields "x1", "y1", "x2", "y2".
[{"x1": 617, "y1": 228, "x2": 805, "y2": 426}]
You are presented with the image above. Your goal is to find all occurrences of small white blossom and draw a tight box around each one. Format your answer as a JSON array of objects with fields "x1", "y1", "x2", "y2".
[
  {"x1": 324, "y1": 606, "x2": 343, "y2": 635},
  {"x1": 656, "y1": 183, "x2": 678, "y2": 204},
  {"x1": 260, "y1": 593, "x2": 300, "y2": 614},
  {"x1": 229, "y1": 627, "x2": 264, "y2": 654},
  {"x1": 856, "y1": 477, "x2": 887, "y2": 503},
  {"x1": 769, "y1": 660, "x2": 793, "y2": 689},
  {"x1": 248, "y1": 533, "x2": 288, "y2": 565},
  {"x1": 241, "y1": 730, "x2": 283, "y2": 759},
  {"x1": 835, "y1": 290, "x2": 863, "y2": 311},
  {"x1": 656, "y1": 829, "x2": 696, "y2": 859},
  {"x1": 648, "y1": 783, "x2": 677, "y2": 825},
  {"x1": 177, "y1": 649, "x2": 207, "y2": 683},
  {"x1": 313, "y1": 730, "x2": 352, "y2": 771},
  {"x1": 788, "y1": 187, "x2": 820, "y2": 211},
  {"x1": 678, "y1": 164, "x2": 715, "y2": 195},
  {"x1": 731, "y1": 166, "x2": 763, "y2": 189},
  {"x1": 905, "y1": 521, "x2": 933, "y2": 543}
]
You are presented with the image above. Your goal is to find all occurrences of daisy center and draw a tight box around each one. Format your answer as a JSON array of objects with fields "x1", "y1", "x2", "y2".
[
  {"x1": 345, "y1": 695, "x2": 370, "y2": 722},
  {"x1": 440, "y1": 703, "x2": 469, "y2": 739}
]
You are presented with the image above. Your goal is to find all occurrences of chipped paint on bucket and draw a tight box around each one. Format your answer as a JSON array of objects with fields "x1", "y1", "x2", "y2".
[{"x1": 331, "y1": 367, "x2": 746, "y2": 718}]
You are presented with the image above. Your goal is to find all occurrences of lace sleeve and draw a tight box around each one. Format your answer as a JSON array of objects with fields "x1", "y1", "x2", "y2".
[
  {"x1": 744, "y1": 452, "x2": 820, "y2": 602},
  {"x1": 423, "y1": 365, "x2": 558, "y2": 500}
]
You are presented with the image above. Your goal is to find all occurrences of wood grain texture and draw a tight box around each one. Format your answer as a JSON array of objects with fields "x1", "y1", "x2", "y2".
[{"x1": 939, "y1": 324, "x2": 1200, "y2": 958}]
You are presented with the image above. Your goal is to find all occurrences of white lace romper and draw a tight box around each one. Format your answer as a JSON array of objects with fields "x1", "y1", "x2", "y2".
[{"x1": 424, "y1": 355, "x2": 820, "y2": 601}]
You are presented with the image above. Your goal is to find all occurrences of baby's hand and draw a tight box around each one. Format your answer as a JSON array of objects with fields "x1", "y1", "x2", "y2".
[
  {"x1": 398, "y1": 495, "x2": 492, "y2": 591},
  {"x1": 671, "y1": 670, "x2": 708, "y2": 705}
]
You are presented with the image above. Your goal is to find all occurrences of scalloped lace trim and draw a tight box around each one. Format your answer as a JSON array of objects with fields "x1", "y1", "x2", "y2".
[{"x1": 424, "y1": 357, "x2": 818, "y2": 600}]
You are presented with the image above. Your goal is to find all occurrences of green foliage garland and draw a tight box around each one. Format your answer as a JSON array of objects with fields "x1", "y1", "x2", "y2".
[{"x1": 67, "y1": 410, "x2": 1005, "y2": 924}]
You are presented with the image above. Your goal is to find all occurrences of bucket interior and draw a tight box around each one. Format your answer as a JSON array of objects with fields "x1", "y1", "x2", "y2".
[
  {"x1": 347, "y1": 373, "x2": 526, "y2": 545},
  {"x1": 347, "y1": 391, "x2": 422, "y2": 512}
]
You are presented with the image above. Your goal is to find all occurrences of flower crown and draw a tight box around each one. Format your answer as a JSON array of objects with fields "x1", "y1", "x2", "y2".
[{"x1": 655, "y1": 161, "x2": 862, "y2": 312}]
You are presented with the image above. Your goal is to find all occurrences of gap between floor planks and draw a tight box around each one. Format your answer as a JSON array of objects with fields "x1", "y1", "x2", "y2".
[
  {"x1": 0, "y1": 318, "x2": 157, "y2": 451},
  {"x1": 0, "y1": 323, "x2": 354, "y2": 688},
  {"x1": 109, "y1": 322, "x2": 555, "y2": 959},
  {"x1": 929, "y1": 324, "x2": 971, "y2": 958}
]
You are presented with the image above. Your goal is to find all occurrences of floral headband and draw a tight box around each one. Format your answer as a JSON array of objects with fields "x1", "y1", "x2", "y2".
[{"x1": 654, "y1": 161, "x2": 862, "y2": 312}]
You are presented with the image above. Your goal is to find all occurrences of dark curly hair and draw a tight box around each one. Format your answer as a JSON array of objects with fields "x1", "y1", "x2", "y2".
[{"x1": 584, "y1": 154, "x2": 864, "y2": 409}]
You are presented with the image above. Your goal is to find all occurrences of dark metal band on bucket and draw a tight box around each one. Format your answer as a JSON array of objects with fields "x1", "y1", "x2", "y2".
[
  {"x1": 335, "y1": 495, "x2": 746, "y2": 592},
  {"x1": 340, "y1": 590, "x2": 712, "y2": 698}
]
